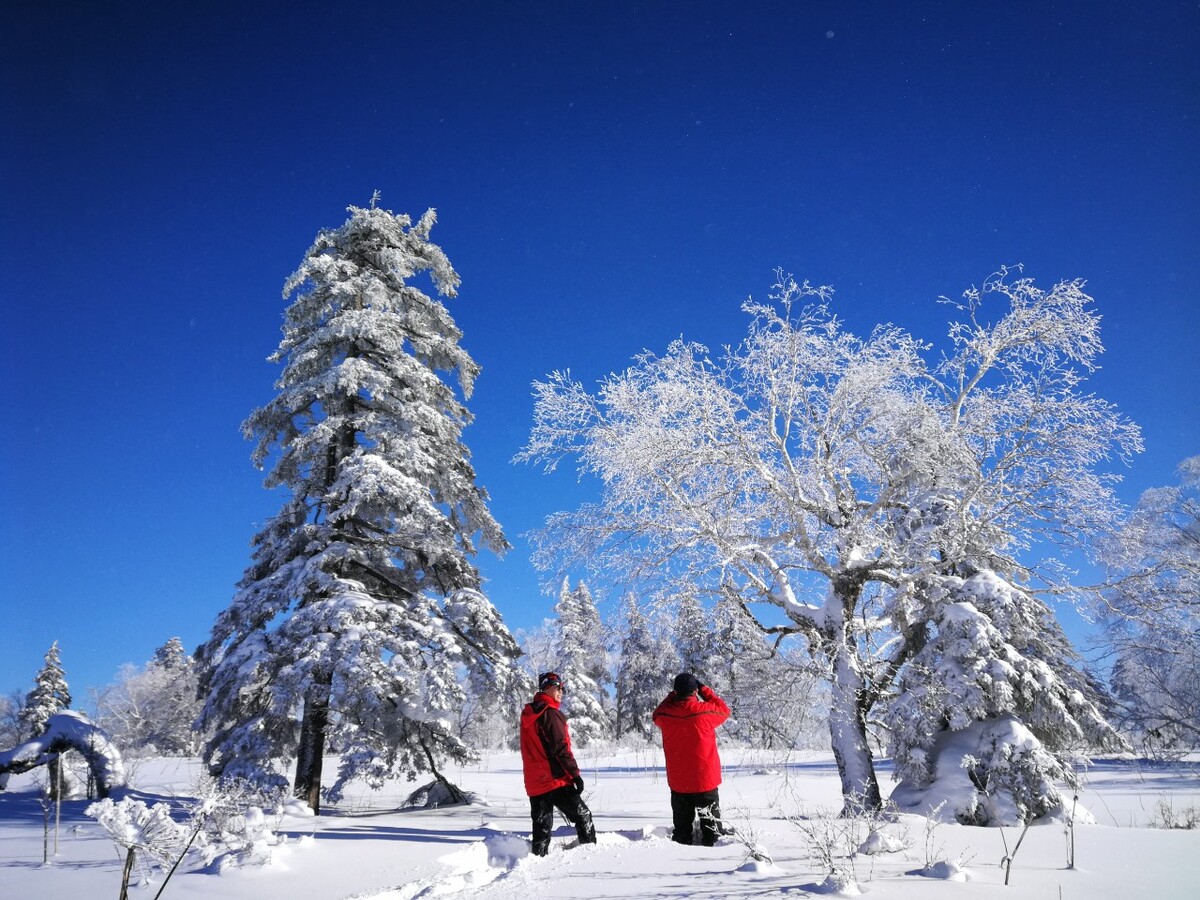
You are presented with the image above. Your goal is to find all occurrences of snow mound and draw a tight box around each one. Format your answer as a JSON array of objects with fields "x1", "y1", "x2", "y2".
[
  {"x1": 858, "y1": 828, "x2": 907, "y2": 854},
  {"x1": 799, "y1": 872, "x2": 862, "y2": 895},
  {"x1": 736, "y1": 858, "x2": 786, "y2": 877},
  {"x1": 400, "y1": 780, "x2": 483, "y2": 810},
  {"x1": 910, "y1": 860, "x2": 971, "y2": 881}
]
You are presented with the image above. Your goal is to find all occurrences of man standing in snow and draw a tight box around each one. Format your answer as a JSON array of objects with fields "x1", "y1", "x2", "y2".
[
  {"x1": 652, "y1": 672, "x2": 731, "y2": 846},
  {"x1": 520, "y1": 672, "x2": 597, "y2": 856}
]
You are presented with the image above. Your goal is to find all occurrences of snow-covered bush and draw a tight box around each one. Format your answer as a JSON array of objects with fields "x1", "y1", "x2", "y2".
[
  {"x1": 190, "y1": 774, "x2": 296, "y2": 870},
  {"x1": 886, "y1": 571, "x2": 1121, "y2": 824}
]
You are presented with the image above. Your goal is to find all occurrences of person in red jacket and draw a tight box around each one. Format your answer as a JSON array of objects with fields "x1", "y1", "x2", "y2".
[
  {"x1": 519, "y1": 671, "x2": 597, "y2": 856},
  {"x1": 652, "y1": 672, "x2": 731, "y2": 846}
]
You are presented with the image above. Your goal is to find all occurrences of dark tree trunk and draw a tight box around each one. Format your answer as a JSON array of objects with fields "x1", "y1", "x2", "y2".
[{"x1": 293, "y1": 676, "x2": 331, "y2": 814}]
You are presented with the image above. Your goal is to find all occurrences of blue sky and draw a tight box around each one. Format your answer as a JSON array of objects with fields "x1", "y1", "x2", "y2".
[{"x1": 2, "y1": 1, "x2": 1197, "y2": 697}]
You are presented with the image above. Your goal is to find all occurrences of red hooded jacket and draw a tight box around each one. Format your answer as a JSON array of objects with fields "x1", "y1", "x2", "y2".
[
  {"x1": 520, "y1": 691, "x2": 581, "y2": 797},
  {"x1": 652, "y1": 685, "x2": 731, "y2": 793}
]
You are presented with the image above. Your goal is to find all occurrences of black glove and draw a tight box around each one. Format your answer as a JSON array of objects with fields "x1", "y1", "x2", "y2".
[{"x1": 573, "y1": 775, "x2": 585, "y2": 794}]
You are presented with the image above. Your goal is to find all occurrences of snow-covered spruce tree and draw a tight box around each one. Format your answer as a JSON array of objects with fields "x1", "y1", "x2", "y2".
[
  {"x1": 20, "y1": 642, "x2": 70, "y2": 738},
  {"x1": 614, "y1": 594, "x2": 676, "y2": 740},
  {"x1": 1099, "y1": 456, "x2": 1200, "y2": 749},
  {"x1": 553, "y1": 578, "x2": 612, "y2": 745},
  {"x1": 197, "y1": 201, "x2": 525, "y2": 813},
  {"x1": 519, "y1": 268, "x2": 1140, "y2": 814},
  {"x1": 95, "y1": 638, "x2": 203, "y2": 756},
  {"x1": 673, "y1": 591, "x2": 717, "y2": 684},
  {"x1": 886, "y1": 571, "x2": 1120, "y2": 824}
]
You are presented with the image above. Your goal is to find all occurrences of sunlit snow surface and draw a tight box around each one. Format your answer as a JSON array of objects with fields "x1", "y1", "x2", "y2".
[{"x1": 1, "y1": 749, "x2": 1197, "y2": 899}]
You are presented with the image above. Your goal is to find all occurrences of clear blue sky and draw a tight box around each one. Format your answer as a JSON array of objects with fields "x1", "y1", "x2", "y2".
[{"x1": 2, "y1": 1, "x2": 1197, "y2": 698}]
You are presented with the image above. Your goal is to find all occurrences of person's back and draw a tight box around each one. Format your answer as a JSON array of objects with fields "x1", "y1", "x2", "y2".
[
  {"x1": 652, "y1": 673, "x2": 730, "y2": 845},
  {"x1": 653, "y1": 687, "x2": 730, "y2": 793}
]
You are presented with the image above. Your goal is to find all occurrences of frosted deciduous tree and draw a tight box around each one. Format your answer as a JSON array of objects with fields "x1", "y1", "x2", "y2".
[
  {"x1": 1099, "y1": 456, "x2": 1200, "y2": 748},
  {"x1": 709, "y1": 592, "x2": 820, "y2": 749},
  {"x1": 95, "y1": 638, "x2": 203, "y2": 756},
  {"x1": 198, "y1": 201, "x2": 525, "y2": 813},
  {"x1": 20, "y1": 642, "x2": 70, "y2": 739},
  {"x1": 553, "y1": 578, "x2": 611, "y2": 745},
  {"x1": 520, "y1": 268, "x2": 1140, "y2": 813},
  {"x1": 0, "y1": 692, "x2": 22, "y2": 749}
]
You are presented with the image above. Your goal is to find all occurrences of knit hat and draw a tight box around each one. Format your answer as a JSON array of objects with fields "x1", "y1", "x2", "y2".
[
  {"x1": 673, "y1": 672, "x2": 700, "y2": 696},
  {"x1": 539, "y1": 672, "x2": 565, "y2": 691}
]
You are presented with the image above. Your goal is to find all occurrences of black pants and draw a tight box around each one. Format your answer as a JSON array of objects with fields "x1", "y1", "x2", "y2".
[
  {"x1": 671, "y1": 788, "x2": 722, "y2": 846},
  {"x1": 529, "y1": 785, "x2": 596, "y2": 856}
]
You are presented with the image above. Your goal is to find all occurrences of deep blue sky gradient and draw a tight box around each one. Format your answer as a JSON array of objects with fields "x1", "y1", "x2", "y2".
[{"x1": 2, "y1": 1, "x2": 1197, "y2": 696}]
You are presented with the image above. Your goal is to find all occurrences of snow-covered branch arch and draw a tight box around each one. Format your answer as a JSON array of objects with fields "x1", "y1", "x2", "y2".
[{"x1": 0, "y1": 711, "x2": 127, "y2": 798}]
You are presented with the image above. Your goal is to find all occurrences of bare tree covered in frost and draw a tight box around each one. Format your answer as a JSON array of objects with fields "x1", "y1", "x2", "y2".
[
  {"x1": 614, "y1": 595, "x2": 676, "y2": 740},
  {"x1": 553, "y1": 578, "x2": 612, "y2": 745},
  {"x1": 711, "y1": 592, "x2": 826, "y2": 750},
  {"x1": 1099, "y1": 456, "x2": 1200, "y2": 749},
  {"x1": 0, "y1": 692, "x2": 22, "y2": 749},
  {"x1": 94, "y1": 638, "x2": 204, "y2": 756},
  {"x1": 519, "y1": 268, "x2": 1140, "y2": 814},
  {"x1": 19, "y1": 642, "x2": 71, "y2": 739},
  {"x1": 198, "y1": 201, "x2": 526, "y2": 813}
]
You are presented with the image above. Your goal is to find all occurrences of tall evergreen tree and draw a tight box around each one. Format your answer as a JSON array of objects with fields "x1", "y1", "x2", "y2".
[
  {"x1": 20, "y1": 641, "x2": 70, "y2": 738},
  {"x1": 197, "y1": 200, "x2": 524, "y2": 812},
  {"x1": 553, "y1": 578, "x2": 611, "y2": 745},
  {"x1": 673, "y1": 591, "x2": 715, "y2": 683},
  {"x1": 615, "y1": 595, "x2": 674, "y2": 740}
]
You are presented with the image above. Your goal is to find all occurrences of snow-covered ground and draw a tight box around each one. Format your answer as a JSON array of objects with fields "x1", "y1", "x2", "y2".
[{"x1": 1, "y1": 747, "x2": 1197, "y2": 899}]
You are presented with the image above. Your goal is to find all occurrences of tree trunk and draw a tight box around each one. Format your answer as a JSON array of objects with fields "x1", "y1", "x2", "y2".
[
  {"x1": 418, "y1": 734, "x2": 466, "y2": 805},
  {"x1": 824, "y1": 583, "x2": 882, "y2": 816},
  {"x1": 293, "y1": 676, "x2": 331, "y2": 814},
  {"x1": 828, "y1": 650, "x2": 882, "y2": 815}
]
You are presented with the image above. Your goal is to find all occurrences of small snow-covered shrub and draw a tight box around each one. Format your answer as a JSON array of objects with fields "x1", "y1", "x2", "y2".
[
  {"x1": 401, "y1": 778, "x2": 480, "y2": 809},
  {"x1": 891, "y1": 716, "x2": 1082, "y2": 825},
  {"x1": 191, "y1": 774, "x2": 290, "y2": 870},
  {"x1": 1147, "y1": 797, "x2": 1200, "y2": 830},
  {"x1": 785, "y1": 802, "x2": 864, "y2": 889}
]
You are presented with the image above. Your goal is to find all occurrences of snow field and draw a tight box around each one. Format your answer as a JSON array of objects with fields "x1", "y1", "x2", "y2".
[{"x1": 0, "y1": 749, "x2": 1197, "y2": 899}]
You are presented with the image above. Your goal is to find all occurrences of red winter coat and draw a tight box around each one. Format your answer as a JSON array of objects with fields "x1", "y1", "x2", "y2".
[
  {"x1": 652, "y1": 685, "x2": 731, "y2": 793},
  {"x1": 520, "y1": 691, "x2": 581, "y2": 797}
]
